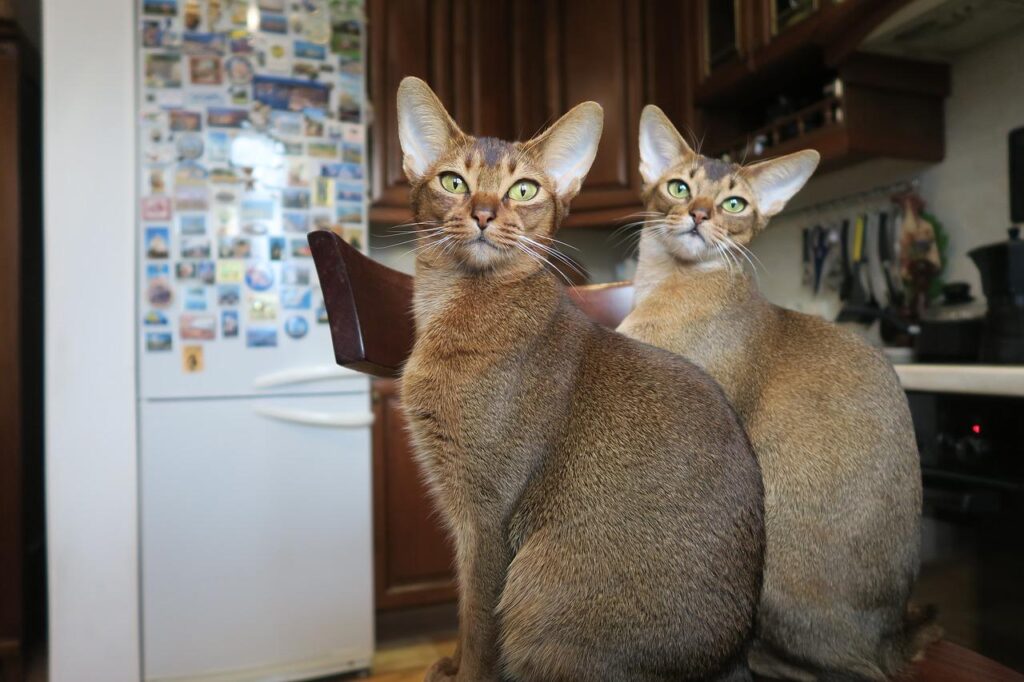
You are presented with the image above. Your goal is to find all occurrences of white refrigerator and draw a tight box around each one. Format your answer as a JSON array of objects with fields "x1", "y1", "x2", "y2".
[{"x1": 135, "y1": 1, "x2": 374, "y2": 679}]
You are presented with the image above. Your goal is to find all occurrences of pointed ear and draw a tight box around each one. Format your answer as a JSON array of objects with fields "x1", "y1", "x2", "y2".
[
  {"x1": 396, "y1": 77, "x2": 464, "y2": 181},
  {"x1": 741, "y1": 150, "x2": 820, "y2": 217},
  {"x1": 528, "y1": 101, "x2": 604, "y2": 200},
  {"x1": 638, "y1": 105, "x2": 694, "y2": 186}
]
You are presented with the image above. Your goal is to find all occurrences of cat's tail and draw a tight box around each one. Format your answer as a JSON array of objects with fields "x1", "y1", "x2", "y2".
[{"x1": 878, "y1": 603, "x2": 943, "y2": 676}]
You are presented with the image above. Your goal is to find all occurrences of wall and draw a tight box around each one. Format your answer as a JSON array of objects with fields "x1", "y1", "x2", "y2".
[
  {"x1": 43, "y1": 0, "x2": 141, "y2": 680},
  {"x1": 751, "y1": 27, "x2": 1024, "y2": 315}
]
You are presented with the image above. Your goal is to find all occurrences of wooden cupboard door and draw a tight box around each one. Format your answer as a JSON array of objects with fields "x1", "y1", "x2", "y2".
[
  {"x1": 545, "y1": 0, "x2": 645, "y2": 214},
  {"x1": 372, "y1": 379, "x2": 457, "y2": 610}
]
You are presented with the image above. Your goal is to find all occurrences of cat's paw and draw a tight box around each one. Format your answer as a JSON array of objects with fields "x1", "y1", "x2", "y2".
[{"x1": 423, "y1": 656, "x2": 458, "y2": 681}]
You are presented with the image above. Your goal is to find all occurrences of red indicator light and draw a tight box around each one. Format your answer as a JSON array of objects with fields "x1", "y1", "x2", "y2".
[{"x1": 971, "y1": 424, "x2": 982, "y2": 435}]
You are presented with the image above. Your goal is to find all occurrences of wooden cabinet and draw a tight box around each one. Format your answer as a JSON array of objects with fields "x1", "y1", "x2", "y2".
[
  {"x1": 372, "y1": 379, "x2": 457, "y2": 609},
  {"x1": 367, "y1": 0, "x2": 694, "y2": 228}
]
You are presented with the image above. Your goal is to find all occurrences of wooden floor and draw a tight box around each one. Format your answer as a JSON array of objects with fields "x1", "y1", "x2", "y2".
[{"x1": 357, "y1": 634, "x2": 456, "y2": 682}]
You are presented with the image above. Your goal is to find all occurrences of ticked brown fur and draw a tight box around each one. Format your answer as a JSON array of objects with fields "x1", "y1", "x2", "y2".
[
  {"x1": 620, "y1": 106, "x2": 941, "y2": 681},
  {"x1": 396, "y1": 78, "x2": 765, "y2": 682}
]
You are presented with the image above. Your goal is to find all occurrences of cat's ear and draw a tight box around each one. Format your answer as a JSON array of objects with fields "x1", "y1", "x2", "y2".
[
  {"x1": 639, "y1": 105, "x2": 695, "y2": 186},
  {"x1": 396, "y1": 77, "x2": 464, "y2": 181},
  {"x1": 740, "y1": 150, "x2": 820, "y2": 217},
  {"x1": 528, "y1": 101, "x2": 604, "y2": 200}
]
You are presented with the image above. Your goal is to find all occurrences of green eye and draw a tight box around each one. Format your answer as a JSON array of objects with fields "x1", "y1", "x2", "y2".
[
  {"x1": 507, "y1": 179, "x2": 539, "y2": 202},
  {"x1": 439, "y1": 172, "x2": 468, "y2": 194},
  {"x1": 667, "y1": 180, "x2": 690, "y2": 199},
  {"x1": 721, "y1": 196, "x2": 748, "y2": 213}
]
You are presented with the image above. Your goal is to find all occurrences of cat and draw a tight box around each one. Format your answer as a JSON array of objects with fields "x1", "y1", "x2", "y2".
[
  {"x1": 618, "y1": 105, "x2": 941, "y2": 681},
  {"x1": 396, "y1": 77, "x2": 765, "y2": 682}
]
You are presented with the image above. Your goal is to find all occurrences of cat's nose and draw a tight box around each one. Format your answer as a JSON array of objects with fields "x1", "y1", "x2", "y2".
[
  {"x1": 472, "y1": 207, "x2": 496, "y2": 229},
  {"x1": 690, "y1": 208, "x2": 709, "y2": 225}
]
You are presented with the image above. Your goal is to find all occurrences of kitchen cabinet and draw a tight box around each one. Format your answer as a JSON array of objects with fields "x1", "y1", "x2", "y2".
[
  {"x1": 367, "y1": 0, "x2": 695, "y2": 228},
  {"x1": 372, "y1": 379, "x2": 457, "y2": 610}
]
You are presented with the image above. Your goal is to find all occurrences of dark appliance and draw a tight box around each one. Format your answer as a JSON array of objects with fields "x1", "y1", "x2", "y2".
[
  {"x1": 915, "y1": 282, "x2": 984, "y2": 363},
  {"x1": 1011, "y1": 127, "x2": 1023, "y2": 224},
  {"x1": 969, "y1": 228, "x2": 1024, "y2": 364},
  {"x1": 908, "y1": 391, "x2": 1024, "y2": 669}
]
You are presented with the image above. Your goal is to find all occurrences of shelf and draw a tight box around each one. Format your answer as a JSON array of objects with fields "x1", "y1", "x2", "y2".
[{"x1": 896, "y1": 364, "x2": 1024, "y2": 398}]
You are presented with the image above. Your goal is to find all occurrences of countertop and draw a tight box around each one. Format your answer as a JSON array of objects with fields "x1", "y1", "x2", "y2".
[{"x1": 894, "y1": 363, "x2": 1024, "y2": 397}]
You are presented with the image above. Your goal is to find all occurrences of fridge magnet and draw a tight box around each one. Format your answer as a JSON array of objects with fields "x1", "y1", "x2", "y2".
[
  {"x1": 245, "y1": 263, "x2": 275, "y2": 291},
  {"x1": 145, "y1": 53, "x2": 183, "y2": 89},
  {"x1": 294, "y1": 39, "x2": 326, "y2": 61},
  {"x1": 334, "y1": 180, "x2": 362, "y2": 202},
  {"x1": 290, "y1": 238, "x2": 312, "y2": 258},
  {"x1": 214, "y1": 204, "x2": 240, "y2": 235},
  {"x1": 260, "y1": 13, "x2": 288, "y2": 34},
  {"x1": 174, "y1": 185, "x2": 210, "y2": 212},
  {"x1": 224, "y1": 56, "x2": 254, "y2": 85},
  {"x1": 207, "y1": 130, "x2": 234, "y2": 163},
  {"x1": 286, "y1": 159, "x2": 310, "y2": 188},
  {"x1": 183, "y1": 0, "x2": 202, "y2": 31},
  {"x1": 221, "y1": 310, "x2": 240, "y2": 338},
  {"x1": 182, "y1": 32, "x2": 227, "y2": 56},
  {"x1": 341, "y1": 122, "x2": 364, "y2": 144},
  {"x1": 341, "y1": 141, "x2": 362, "y2": 164},
  {"x1": 284, "y1": 315, "x2": 309, "y2": 339},
  {"x1": 343, "y1": 227, "x2": 364, "y2": 252},
  {"x1": 257, "y1": 36, "x2": 291, "y2": 74},
  {"x1": 187, "y1": 90, "x2": 228, "y2": 109},
  {"x1": 147, "y1": 168, "x2": 168, "y2": 195},
  {"x1": 217, "y1": 259, "x2": 245, "y2": 283},
  {"x1": 169, "y1": 110, "x2": 203, "y2": 132},
  {"x1": 147, "y1": 89, "x2": 186, "y2": 109},
  {"x1": 269, "y1": 236, "x2": 285, "y2": 261},
  {"x1": 338, "y1": 84, "x2": 361, "y2": 123},
  {"x1": 143, "y1": 0, "x2": 178, "y2": 16},
  {"x1": 274, "y1": 111, "x2": 305, "y2": 137},
  {"x1": 176, "y1": 133, "x2": 205, "y2": 160},
  {"x1": 253, "y1": 75, "x2": 329, "y2": 112},
  {"x1": 248, "y1": 293, "x2": 277, "y2": 321},
  {"x1": 147, "y1": 278, "x2": 174, "y2": 309},
  {"x1": 283, "y1": 212, "x2": 309, "y2": 233},
  {"x1": 241, "y1": 197, "x2": 275, "y2": 221},
  {"x1": 335, "y1": 200, "x2": 362, "y2": 224},
  {"x1": 146, "y1": 332, "x2": 174, "y2": 352},
  {"x1": 179, "y1": 214, "x2": 207, "y2": 235},
  {"x1": 316, "y1": 298, "x2": 328, "y2": 324},
  {"x1": 145, "y1": 226, "x2": 171, "y2": 259},
  {"x1": 218, "y1": 236, "x2": 252, "y2": 258},
  {"x1": 210, "y1": 167, "x2": 241, "y2": 185},
  {"x1": 184, "y1": 286, "x2": 208, "y2": 311},
  {"x1": 241, "y1": 221, "x2": 269, "y2": 236},
  {"x1": 228, "y1": 2, "x2": 248, "y2": 27},
  {"x1": 197, "y1": 260, "x2": 217, "y2": 284},
  {"x1": 229, "y1": 84, "x2": 251, "y2": 106},
  {"x1": 307, "y1": 141, "x2": 338, "y2": 159},
  {"x1": 142, "y1": 19, "x2": 180, "y2": 48},
  {"x1": 246, "y1": 325, "x2": 278, "y2": 348},
  {"x1": 144, "y1": 310, "x2": 170, "y2": 326},
  {"x1": 180, "y1": 313, "x2": 217, "y2": 340},
  {"x1": 311, "y1": 213, "x2": 332, "y2": 231},
  {"x1": 182, "y1": 344, "x2": 204, "y2": 372},
  {"x1": 282, "y1": 263, "x2": 310, "y2": 286},
  {"x1": 229, "y1": 32, "x2": 255, "y2": 54},
  {"x1": 190, "y1": 56, "x2": 224, "y2": 85},
  {"x1": 217, "y1": 284, "x2": 241, "y2": 306},
  {"x1": 292, "y1": 62, "x2": 321, "y2": 80},
  {"x1": 258, "y1": 0, "x2": 285, "y2": 11},
  {"x1": 281, "y1": 287, "x2": 312, "y2": 310},
  {"x1": 282, "y1": 188, "x2": 311, "y2": 209},
  {"x1": 304, "y1": 111, "x2": 326, "y2": 137},
  {"x1": 175, "y1": 158, "x2": 209, "y2": 184},
  {"x1": 329, "y1": 162, "x2": 362, "y2": 180},
  {"x1": 207, "y1": 107, "x2": 249, "y2": 128},
  {"x1": 207, "y1": 0, "x2": 224, "y2": 30},
  {"x1": 142, "y1": 196, "x2": 173, "y2": 221}
]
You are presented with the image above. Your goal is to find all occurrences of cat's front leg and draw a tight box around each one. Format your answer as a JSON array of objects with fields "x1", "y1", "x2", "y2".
[
  {"x1": 445, "y1": 535, "x2": 510, "y2": 682},
  {"x1": 423, "y1": 656, "x2": 458, "y2": 682}
]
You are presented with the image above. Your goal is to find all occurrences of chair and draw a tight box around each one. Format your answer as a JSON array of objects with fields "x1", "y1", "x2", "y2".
[{"x1": 307, "y1": 229, "x2": 1024, "y2": 682}]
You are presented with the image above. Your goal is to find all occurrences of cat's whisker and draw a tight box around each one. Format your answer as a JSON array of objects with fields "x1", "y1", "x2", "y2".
[
  {"x1": 375, "y1": 230, "x2": 446, "y2": 250},
  {"x1": 518, "y1": 236, "x2": 587, "y2": 280}
]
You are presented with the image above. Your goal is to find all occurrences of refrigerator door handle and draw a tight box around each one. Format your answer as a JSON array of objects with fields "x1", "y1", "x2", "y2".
[
  {"x1": 253, "y1": 366, "x2": 357, "y2": 389},
  {"x1": 253, "y1": 405, "x2": 375, "y2": 428}
]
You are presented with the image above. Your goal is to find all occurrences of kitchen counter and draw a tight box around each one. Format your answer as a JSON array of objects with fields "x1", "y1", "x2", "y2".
[{"x1": 894, "y1": 364, "x2": 1024, "y2": 397}]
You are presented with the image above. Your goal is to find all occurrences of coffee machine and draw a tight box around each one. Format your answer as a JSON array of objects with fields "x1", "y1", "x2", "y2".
[{"x1": 969, "y1": 227, "x2": 1024, "y2": 364}]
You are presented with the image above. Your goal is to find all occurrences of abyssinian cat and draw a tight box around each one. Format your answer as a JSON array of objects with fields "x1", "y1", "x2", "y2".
[
  {"x1": 618, "y1": 105, "x2": 940, "y2": 680},
  {"x1": 396, "y1": 77, "x2": 765, "y2": 682}
]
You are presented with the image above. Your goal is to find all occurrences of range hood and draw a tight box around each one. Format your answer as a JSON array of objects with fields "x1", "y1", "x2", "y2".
[{"x1": 863, "y1": 0, "x2": 1024, "y2": 59}]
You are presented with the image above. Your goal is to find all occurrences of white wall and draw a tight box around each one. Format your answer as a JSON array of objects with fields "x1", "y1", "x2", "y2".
[
  {"x1": 43, "y1": 0, "x2": 141, "y2": 680},
  {"x1": 751, "y1": 28, "x2": 1024, "y2": 313}
]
